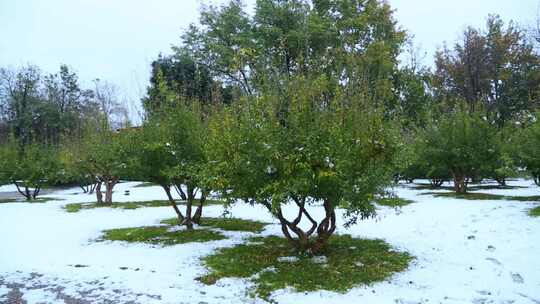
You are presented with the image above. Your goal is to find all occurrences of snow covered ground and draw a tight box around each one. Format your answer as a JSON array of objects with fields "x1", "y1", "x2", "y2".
[{"x1": 0, "y1": 180, "x2": 539, "y2": 304}]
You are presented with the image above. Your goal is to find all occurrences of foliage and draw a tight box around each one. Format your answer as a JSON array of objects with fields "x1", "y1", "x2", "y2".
[
  {"x1": 206, "y1": 76, "x2": 399, "y2": 253},
  {"x1": 81, "y1": 127, "x2": 129, "y2": 204},
  {"x1": 420, "y1": 105, "x2": 498, "y2": 193},
  {"x1": 181, "y1": 0, "x2": 405, "y2": 106},
  {"x1": 143, "y1": 52, "x2": 233, "y2": 116},
  {"x1": 0, "y1": 140, "x2": 59, "y2": 200},
  {"x1": 0, "y1": 64, "x2": 126, "y2": 146},
  {"x1": 518, "y1": 113, "x2": 540, "y2": 186},
  {"x1": 123, "y1": 96, "x2": 211, "y2": 228},
  {"x1": 200, "y1": 235, "x2": 412, "y2": 300},
  {"x1": 433, "y1": 15, "x2": 540, "y2": 126}
]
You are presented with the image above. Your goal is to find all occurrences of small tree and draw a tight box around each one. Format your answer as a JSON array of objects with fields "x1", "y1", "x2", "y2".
[
  {"x1": 58, "y1": 141, "x2": 98, "y2": 193},
  {"x1": 405, "y1": 134, "x2": 451, "y2": 188},
  {"x1": 519, "y1": 113, "x2": 540, "y2": 186},
  {"x1": 0, "y1": 140, "x2": 59, "y2": 200},
  {"x1": 489, "y1": 125, "x2": 519, "y2": 186},
  {"x1": 82, "y1": 129, "x2": 127, "y2": 204},
  {"x1": 124, "y1": 103, "x2": 209, "y2": 229},
  {"x1": 207, "y1": 78, "x2": 398, "y2": 253},
  {"x1": 421, "y1": 105, "x2": 498, "y2": 193}
]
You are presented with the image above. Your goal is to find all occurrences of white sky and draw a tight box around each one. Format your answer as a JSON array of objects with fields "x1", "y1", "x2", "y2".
[{"x1": 1, "y1": 0, "x2": 538, "y2": 115}]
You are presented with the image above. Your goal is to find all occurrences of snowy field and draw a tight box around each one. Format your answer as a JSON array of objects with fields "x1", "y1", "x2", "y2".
[{"x1": 0, "y1": 180, "x2": 539, "y2": 304}]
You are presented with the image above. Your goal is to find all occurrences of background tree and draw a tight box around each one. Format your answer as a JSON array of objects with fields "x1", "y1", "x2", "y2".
[
  {"x1": 421, "y1": 105, "x2": 498, "y2": 193},
  {"x1": 518, "y1": 112, "x2": 540, "y2": 186},
  {"x1": 433, "y1": 15, "x2": 540, "y2": 126},
  {"x1": 181, "y1": 0, "x2": 405, "y2": 110},
  {"x1": 57, "y1": 138, "x2": 98, "y2": 193},
  {"x1": 142, "y1": 52, "x2": 234, "y2": 116},
  {"x1": 488, "y1": 125, "x2": 519, "y2": 186}
]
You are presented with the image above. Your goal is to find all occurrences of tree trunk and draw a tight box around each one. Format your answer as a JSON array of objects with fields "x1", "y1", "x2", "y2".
[
  {"x1": 104, "y1": 179, "x2": 118, "y2": 204},
  {"x1": 271, "y1": 197, "x2": 336, "y2": 254},
  {"x1": 311, "y1": 200, "x2": 336, "y2": 253},
  {"x1": 192, "y1": 189, "x2": 207, "y2": 224},
  {"x1": 95, "y1": 182, "x2": 103, "y2": 204},
  {"x1": 495, "y1": 177, "x2": 506, "y2": 186},
  {"x1": 89, "y1": 182, "x2": 97, "y2": 194},
  {"x1": 24, "y1": 185, "x2": 31, "y2": 201},
  {"x1": 14, "y1": 181, "x2": 31, "y2": 201},
  {"x1": 32, "y1": 183, "x2": 41, "y2": 199},
  {"x1": 174, "y1": 184, "x2": 187, "y2": 200},
  {"x1": 183, "y1": 185, "x2": 195, "y2": 230},
  {"x1": 79, "y1": 185, "x2": 89, "y2": 193},
  {"x1": 453, "y1": 173, "x2": 467, "y2": 194},
  {"x1": 430, "y1": 178, "x2": 444, "y2": 188},
  {"x1": 162, "y1": 185, "x2": 184, "y2": 224}
]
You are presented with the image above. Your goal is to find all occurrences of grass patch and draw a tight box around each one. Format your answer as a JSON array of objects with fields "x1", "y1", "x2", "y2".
[
  {"x1": 0, "y1": 197, "x2": 62, "y2": 204},
  {"x1": 161, "y1": 217, "x2": 269, "y2": 233},
  {"x1": 412, "y1": 183, "x2": 526, "y2": 191},
  {"x1": 64, "y1": 199, "x2": 223, "y2": 213},
  {"x1": 101, "y1": 226, "x2": 226, "y2": 245},
  {"x1": 423, "y1": 192, "x2": 540, "y2": 202},
  {"x1": 375, "y1": 197, "x2": 414, "y2": 207},
  {"x1": 132, "y1": 182, "x2": 159, "y2": 188},
  {"x1": 529, "y1": 206, "x2": 540, "y2": 217},
  {"x1": 199, "y1": 235, "x2": 412, "y2": 300}
]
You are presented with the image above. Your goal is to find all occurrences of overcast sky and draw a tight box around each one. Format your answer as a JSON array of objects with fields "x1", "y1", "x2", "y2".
[{"x1": 1, "y1": 0, "x2": 538, "y2": 115}]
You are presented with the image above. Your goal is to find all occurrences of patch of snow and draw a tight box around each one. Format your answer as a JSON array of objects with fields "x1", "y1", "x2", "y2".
[
  {"x1": 355, "y1": 262, "x2": 365, "y2": 267},
  {"x1": 0, "y1": 285, "x2": 8, "y2": 298},
  {"x1": 0, "y1": 179, "x2": 539, "y2": 303},
  {"x1": 22, "y1": 288, "x2": 63, "y2": 304},
  {"x1": 311, "y1": 256, "x2": 328, "y2": 264},
  {"x1": 277, "y1": 256, "x2": 300, "y2": 263}
]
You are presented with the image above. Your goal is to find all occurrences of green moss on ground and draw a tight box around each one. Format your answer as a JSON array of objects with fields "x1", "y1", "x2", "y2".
[
  {"x1": 161, "y1": 217, "x2": 269, "y2": 233},
  {"x1": 64, "y1": 199, "x2": 223, "y2": 213},
  {"x1": 101, "y1": 226, "x2": 226, "y2": 245},
  {"x1": 0, "y1": 197, "x2": 62, "y2": 204},
  {"x1": 529, "y1": 206, "x2": 540, "y2": 217},
  {"x1": 199, "y1": 235, "x2": 412, "y2": 300},
  {"x1": 423, "y1": 191, "x2": 540, "y2": 201},
  {"x1": 132, "y1": 182, "x2": 159, "y2": 188},
  {"x1": 375, "y1": 197, "x2": 414, "y2": 207}
]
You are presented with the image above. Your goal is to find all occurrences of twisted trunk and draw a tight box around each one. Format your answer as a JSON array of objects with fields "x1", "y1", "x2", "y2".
[
  {"x1": 13, "y1": 181, "x2": 41, "y2": 201},
  {"x1": 272, "y1": 197, "x2": 336, "y2": 254},
  {"x1": 430, "y1": 178, "x2": 444, "y2": 188}
]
